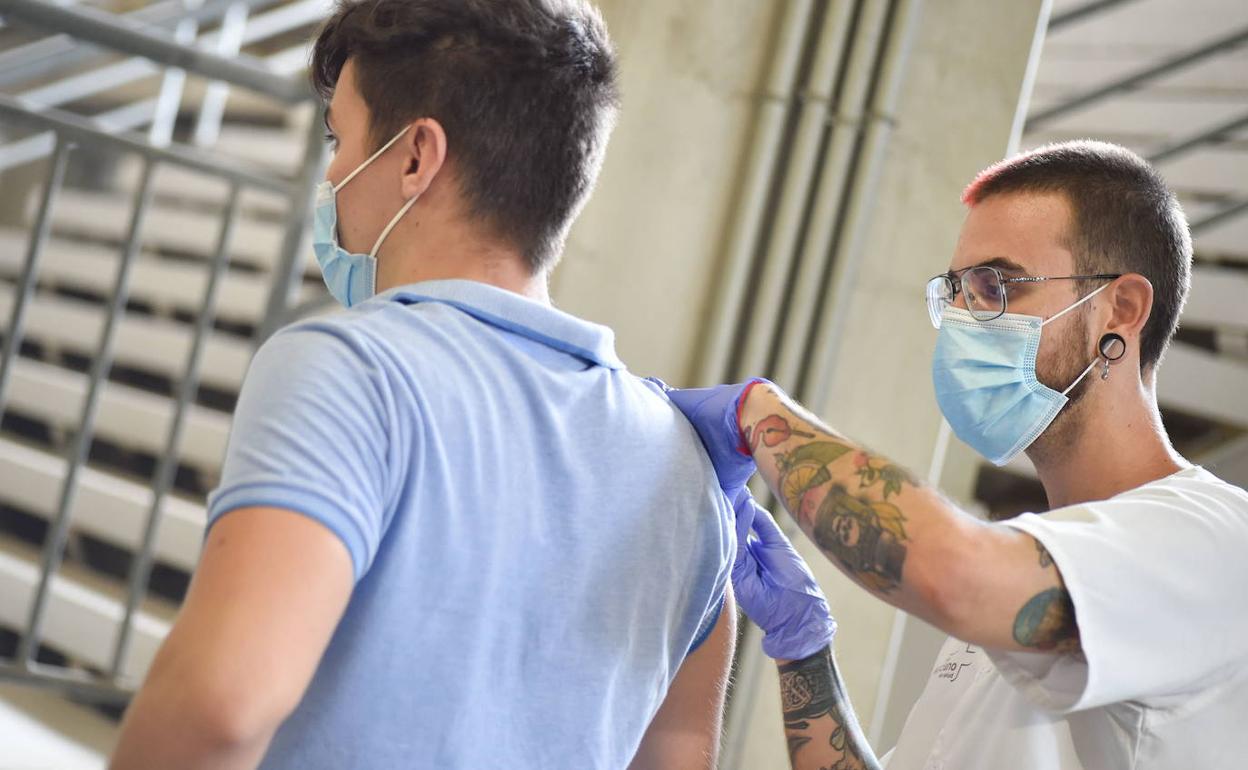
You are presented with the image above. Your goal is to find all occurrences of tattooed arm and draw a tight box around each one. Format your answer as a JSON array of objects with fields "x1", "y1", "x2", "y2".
[
  {"x1": 741, "y1": 383, "x2": 1079, "y2": 654},
  {"x1": 779, "y1": 646, "x2": 881, "y2": 770}
]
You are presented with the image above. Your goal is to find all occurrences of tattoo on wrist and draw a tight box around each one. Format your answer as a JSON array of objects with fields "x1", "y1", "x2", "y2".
[
  {"x1": 778, "y1": 648, "x2": 871, "y2": 769},
  {"x1": 779, "y1": 650, "x2": 838, "y2": 722}
]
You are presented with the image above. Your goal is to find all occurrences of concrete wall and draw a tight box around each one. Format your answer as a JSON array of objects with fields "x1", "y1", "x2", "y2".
[
  {"x1": 551, "y1": 0, "x2": 1046, "y2": 766},
  {"x1": 553, "y1": 0, "x2": 786, "y2": 383}
]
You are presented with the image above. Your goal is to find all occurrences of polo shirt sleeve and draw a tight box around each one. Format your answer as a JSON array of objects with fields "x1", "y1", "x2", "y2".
[
  {"x1": 206, "y1": 323, "x2": 398, "y2": 583},
  {"x1": 985, "y1": 473, "x2": 1248, "y2": 713}
]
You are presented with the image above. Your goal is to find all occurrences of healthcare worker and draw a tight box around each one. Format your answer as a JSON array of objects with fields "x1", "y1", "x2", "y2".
[
  {"x1": 669, "y1": 140, "x2": 1248, "y2": 769},
  {"x1": 110, "y1": 2, "x2": 737, "y2": 768}
]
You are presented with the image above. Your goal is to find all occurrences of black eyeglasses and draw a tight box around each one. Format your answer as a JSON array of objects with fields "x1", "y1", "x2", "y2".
[{"x1": 926, "y1": 265, "x2": 1121, "y2": 329}]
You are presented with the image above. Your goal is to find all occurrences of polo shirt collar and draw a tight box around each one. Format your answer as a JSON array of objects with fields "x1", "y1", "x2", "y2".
[{"x1": 378, "y1": 279, "x2": 625, "y2": 371}]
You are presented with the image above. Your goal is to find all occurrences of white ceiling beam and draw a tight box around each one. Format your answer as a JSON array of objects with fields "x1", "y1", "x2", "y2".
[
  {"x1": 1184, "y1": 266, "x2": 1248, "y2": 328},
  {"x1": 1024, "y1": 100, "x2": 1248, "y2": 141},
  {"x1": 1195, "y1": 432, "x2": 1248, "y2": 489},
  {"x1": 1045, "y1": 0, "x2": 1248, "y2": 48},
  {"x1": 1190, "y1": 206, "x2": 1248, "y2": 259},
  {"x1": 1157, "y1": 341, "x2": 1248, "y2": 428}
]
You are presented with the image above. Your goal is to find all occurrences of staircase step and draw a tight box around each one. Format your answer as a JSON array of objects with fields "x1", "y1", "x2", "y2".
[
  {"x1": 114, "y1": 157, "x2": 292, "y2": 220},
  {"x1": 3, "y1": 355, "x2": 230, "y2": 474},
  {"x1": 0, "y1": 226, "x2": 273, "y2": 326},
  {"x1": 0, "y1": 436, "x2": 207, "y2": 573},
  {"x1": 0, "y1": 536, "x2": 173, "y2": 681},
  {"x1": 0, "y1": 281, "x2": 252, "y2": 393},
  {"x1": 34, "y1": 187, "x2": 305, "y2": 273}
]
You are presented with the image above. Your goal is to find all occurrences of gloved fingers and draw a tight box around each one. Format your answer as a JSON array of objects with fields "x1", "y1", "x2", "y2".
[{"x1": 750, "y1": 503, "x2": 795, "y2": 548}]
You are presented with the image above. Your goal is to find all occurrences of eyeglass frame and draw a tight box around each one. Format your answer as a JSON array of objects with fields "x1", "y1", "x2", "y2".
[{"x1": 926, "y1": 264, "x2": 1122, "y2": 328}]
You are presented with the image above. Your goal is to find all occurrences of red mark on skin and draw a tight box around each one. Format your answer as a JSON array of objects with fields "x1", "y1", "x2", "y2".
[{"x1": 735, "y1": 380, "x2": 766, "y2": 455}]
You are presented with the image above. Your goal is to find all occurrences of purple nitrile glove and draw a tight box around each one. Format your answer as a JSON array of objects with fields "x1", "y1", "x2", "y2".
[
  {"x1": 732, "y1": 489, "x2": 837, "y2": 660},
  {"x1": 649, "y1": 378, "x2": 770, "y2": 499}
]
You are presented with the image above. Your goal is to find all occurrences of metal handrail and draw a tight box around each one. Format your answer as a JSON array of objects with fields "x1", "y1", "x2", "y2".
[
  {"x1": 0, "y1": 0, "x2": 286, "y2": 90},
  {"x1": 0, "y1": 0, "x2": 330, "y2": 171},
  {"x1": 0, "y1": 94, "x2": 299, "y2": 193},
  {"x1": 0, "y1": 0, "x2": 327, "y2": 702},
  {"x1": 0, "y1": 0, "x2": 312, "y2": 103}
]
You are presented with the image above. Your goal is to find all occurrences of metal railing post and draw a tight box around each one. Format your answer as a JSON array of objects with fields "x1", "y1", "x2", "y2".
[
  {"x1": 110, "y1": 184, "x2": 243, "y2": 680},
  {"x1": 16, "y1": 159, "x2": 157, "y2": 666},
  {"x1": 257, "y1": 108, "x2": 326, "y2": 343},
  {"x1": 192, "y1": 1, "x2": 250, "y2": 147},
  {"x1": 148, "y1": 9, "x2": 200, "y2": 148},
  {"x1": 0, "y1": 135, "x2": 71, "y2": 413}
]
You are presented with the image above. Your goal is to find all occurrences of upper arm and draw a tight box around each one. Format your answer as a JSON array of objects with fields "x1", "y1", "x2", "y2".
[
  {"x1": 919, "y1": 518, "x2": 1078, "y2": 654},
  {"x1": 115, "y1": 507, "x2": 353, "y2": 761},
  {"x1": 629, "y1": 586, "x2": 737, "y2": 770},
  {"x1": 985, "y1": 493, "x2": 1248, "y2": 710},
  {"x1": 160, "y1": 507, "x2": 353, "y2": 719}
]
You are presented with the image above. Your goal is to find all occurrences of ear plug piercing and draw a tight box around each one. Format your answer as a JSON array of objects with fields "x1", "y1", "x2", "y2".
[{"x1": 1098, "y1": 333, "x2": 1126, "y2": 380}]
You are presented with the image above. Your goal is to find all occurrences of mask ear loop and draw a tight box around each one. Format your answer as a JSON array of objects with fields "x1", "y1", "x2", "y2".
[
  {"x1": 1061, "y1": 358, "x2": 1099, "y2": 397},
  {"x1": 369, "y1": 193, "x2": 420, "y2": 259},
  {"x1": 1040, "y1": 282, "x2": 1110, "y2": 328},
  {"x1": 332, "y1": 125, "x2": 412, "y2": 193},
  {"x1": 1047, "y1": 283, "x2": 1114, "y2": 397}
]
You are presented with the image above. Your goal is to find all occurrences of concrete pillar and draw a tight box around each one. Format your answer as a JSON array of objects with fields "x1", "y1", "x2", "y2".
[{"x1": 553, "y1": 0, "x2": 787, "y2": 382}]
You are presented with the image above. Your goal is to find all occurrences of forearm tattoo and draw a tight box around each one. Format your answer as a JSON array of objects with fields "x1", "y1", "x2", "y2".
[
  {"x1": 778, "y1": 648, "x2": 878, "y2": 770},
  {"x1": 747, "y1": 409, "x2": 917, "y2": 595}
]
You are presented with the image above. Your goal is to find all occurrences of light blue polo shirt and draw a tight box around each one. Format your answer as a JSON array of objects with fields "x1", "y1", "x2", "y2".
[{"x1": 206, "y1": 279, "x2": 734, "y2": 769}]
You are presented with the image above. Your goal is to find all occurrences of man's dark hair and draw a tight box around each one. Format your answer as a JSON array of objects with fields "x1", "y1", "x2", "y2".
[
  {"x1": 962, "y1": 140, "x2": 1192, "y2": 371},
  {"x1": 311, "y1": 0, "x2": 619, "y2": 272}
]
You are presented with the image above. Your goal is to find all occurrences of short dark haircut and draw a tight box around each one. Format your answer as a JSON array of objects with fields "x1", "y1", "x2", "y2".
[
  {"x1": 311, "y1": 0, "x2": 619, "y2": 272},
  {"x1": 962, "y1": 140, "x2": 1192, "y2": 371}
]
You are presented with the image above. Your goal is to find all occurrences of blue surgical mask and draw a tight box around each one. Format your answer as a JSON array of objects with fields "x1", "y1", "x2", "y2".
[
  {"x1": 931, "y1": 284, "x2": 1108, "y2": 465},
  {"x1": 313, "y1": 126, "x2": 420, "y2": 308}
]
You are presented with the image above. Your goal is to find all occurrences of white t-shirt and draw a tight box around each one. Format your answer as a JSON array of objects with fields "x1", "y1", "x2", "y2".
[{"x1": 881, "y1": 466, "x2": 1248, "y2": 770}]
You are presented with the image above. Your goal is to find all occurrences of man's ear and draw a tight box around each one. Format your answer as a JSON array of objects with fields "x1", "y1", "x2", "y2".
[
  {"x1": 1103, "y1": 273, "x2": 1153, "y2": 348},
  {"x1": 399, "y1": 117, "x2": 448, "y2": 200}
]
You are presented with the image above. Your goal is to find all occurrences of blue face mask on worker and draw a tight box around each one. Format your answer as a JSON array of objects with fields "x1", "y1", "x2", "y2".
[
  {"x1": 313, "y1": 126, "x2": 419, "y2": 308},
  {"x1": 931, "y1": 284, "x2": 1108, "y2": 466}
]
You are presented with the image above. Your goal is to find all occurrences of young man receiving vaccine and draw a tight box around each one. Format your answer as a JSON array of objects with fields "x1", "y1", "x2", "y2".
[
  {"x1": 110, "y1": 2, "x2": 736, "y2": 768},
  {"x1": 669, "y1": 140, "x2": 1248, "y2": 769}
]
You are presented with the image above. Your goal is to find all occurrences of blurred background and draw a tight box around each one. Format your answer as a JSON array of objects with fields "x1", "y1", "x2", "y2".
[{"x1": 0, "y1": 0, "x2": 1243, "y2": 767}]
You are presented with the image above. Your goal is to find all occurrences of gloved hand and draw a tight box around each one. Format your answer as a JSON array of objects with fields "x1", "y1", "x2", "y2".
[
  {"x1": 732, "y1": 489, "x2": 837, "y2": 660},
  {"x1": 648, "y1": 378, "x2": 770, "y2": 499}
]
